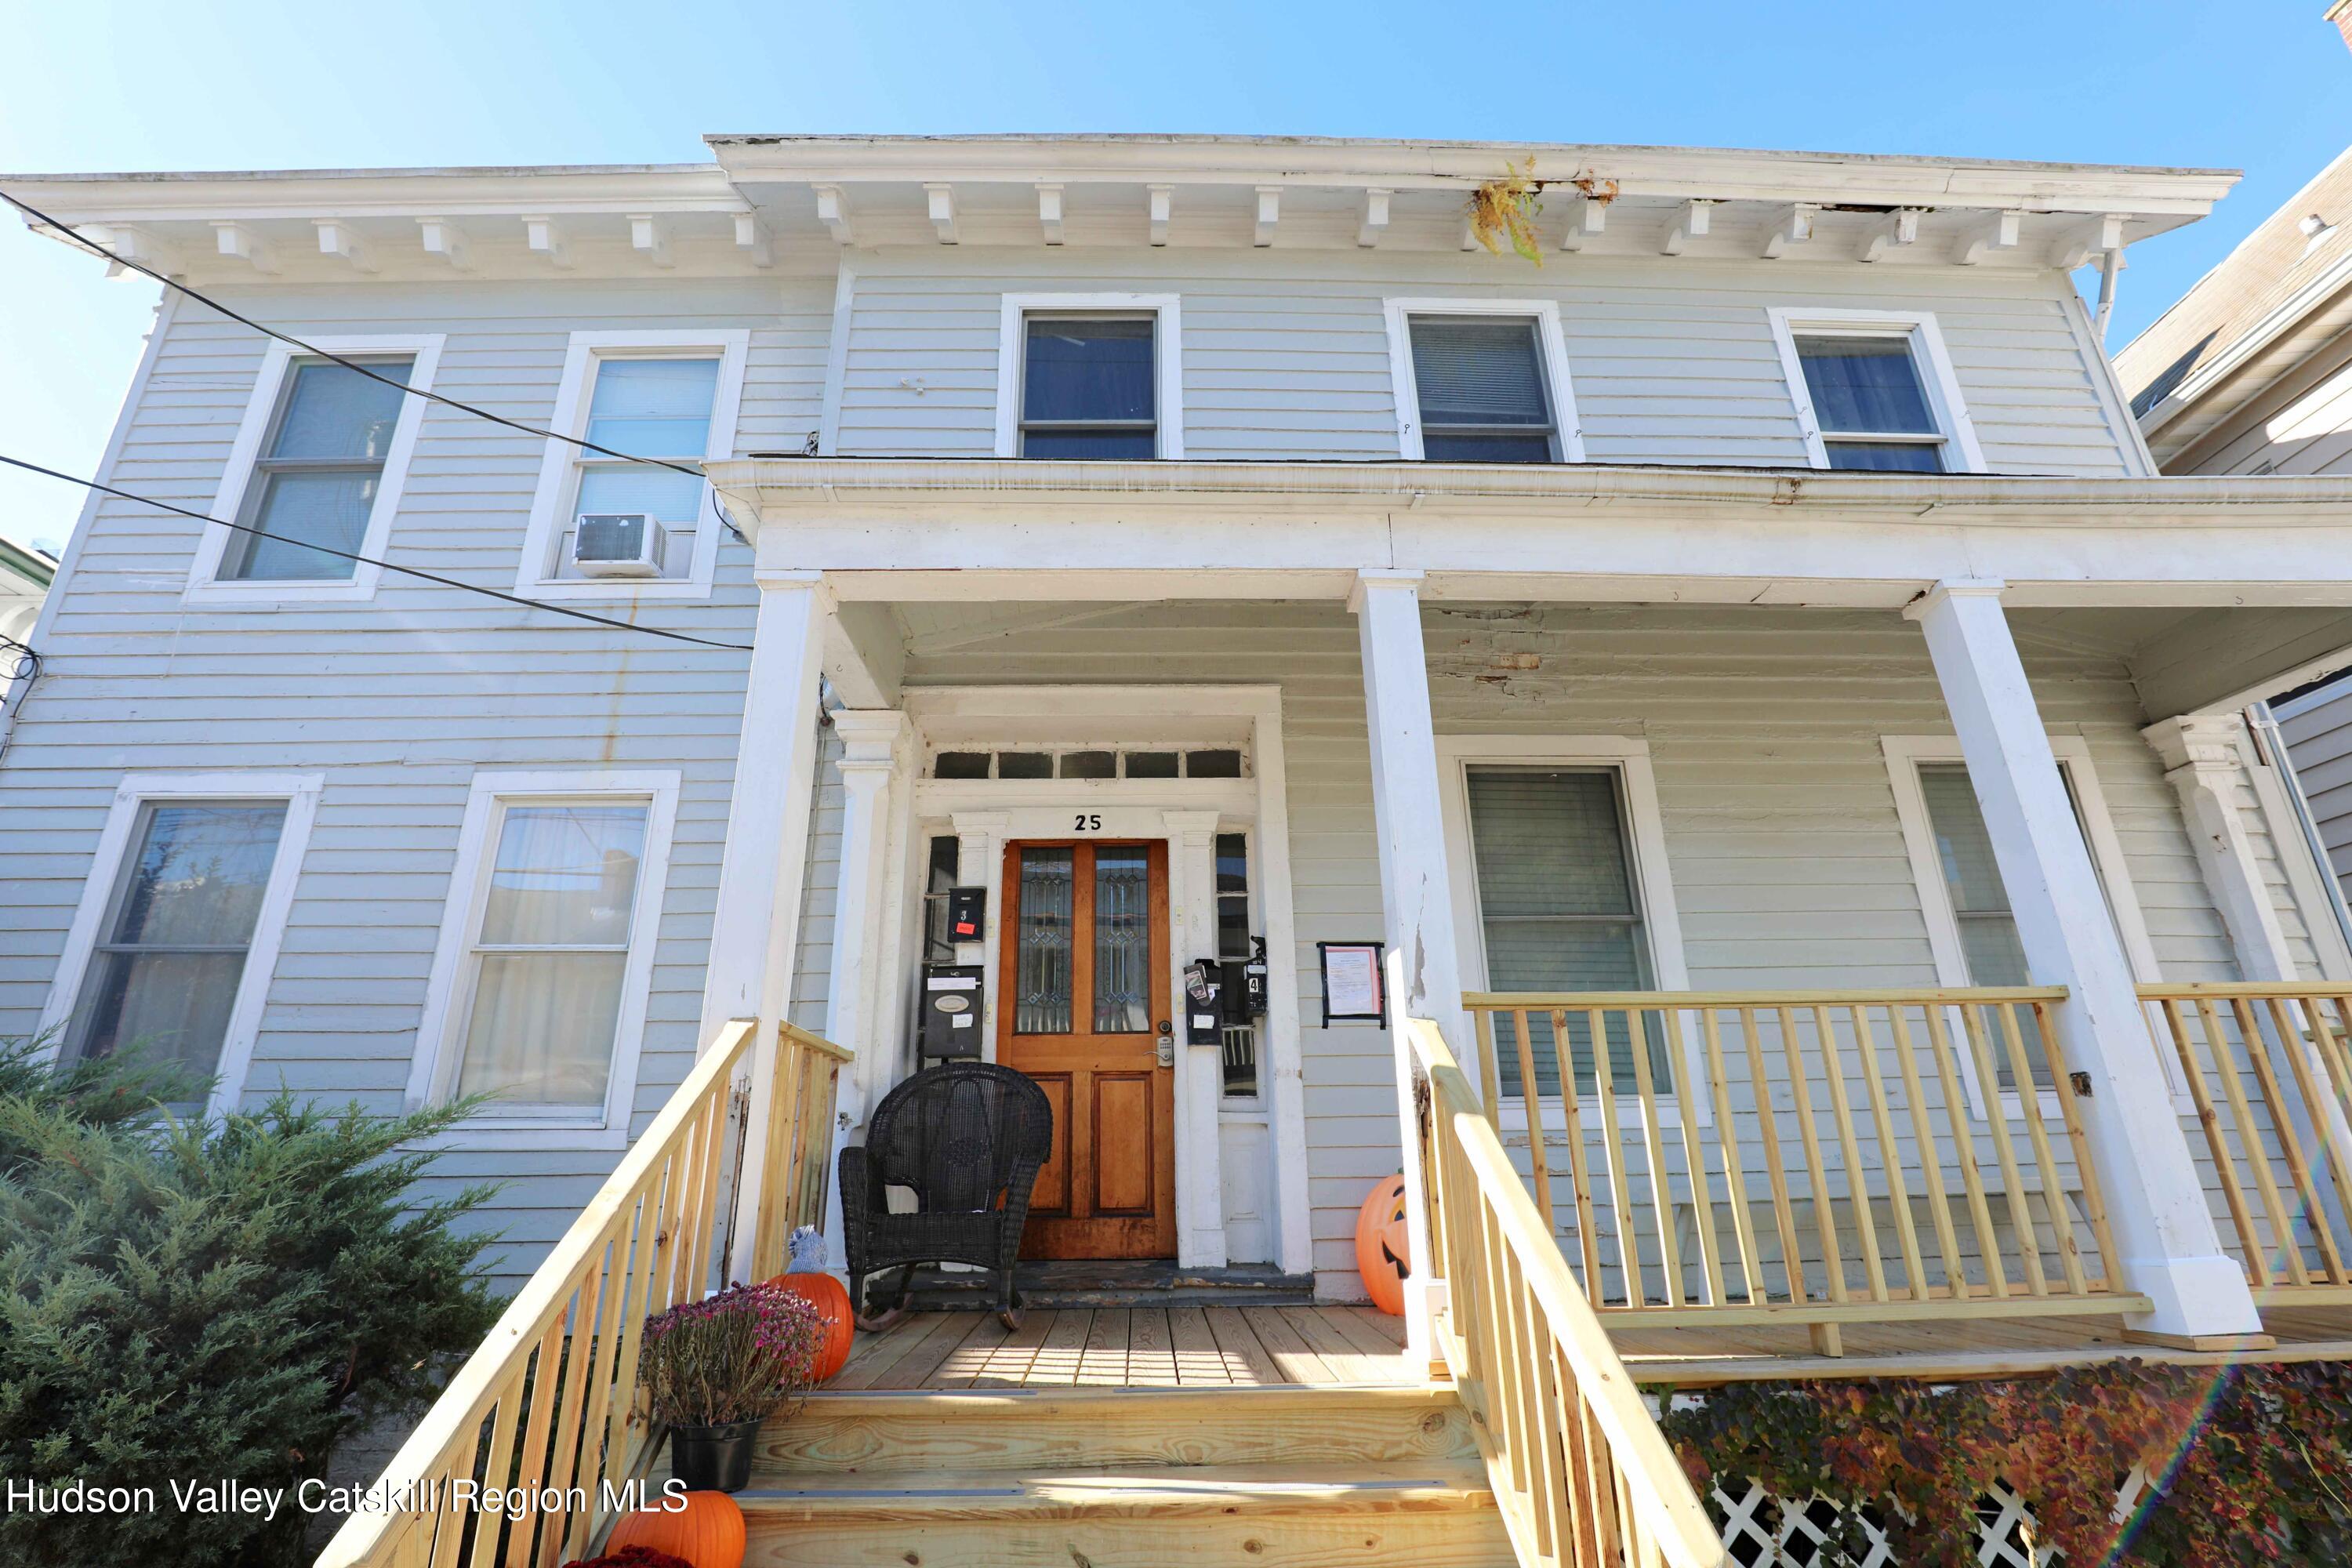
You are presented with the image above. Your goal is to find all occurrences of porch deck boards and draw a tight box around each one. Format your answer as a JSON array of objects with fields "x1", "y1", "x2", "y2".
[
  {"x1": 831, "y1": 1305, "x2": 1416, "y2": 1389},
  {"x1": 1613, "y1": 1302, "x2": 2352, "y2": 1384}
]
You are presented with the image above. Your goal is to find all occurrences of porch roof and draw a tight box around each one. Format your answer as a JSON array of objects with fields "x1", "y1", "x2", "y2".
[{"x1": 706, "y1": 456, "x2": 2352, "y2": 612}]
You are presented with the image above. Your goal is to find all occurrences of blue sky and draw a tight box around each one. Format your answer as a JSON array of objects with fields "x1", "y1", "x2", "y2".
[{"x1": 3, "y1": 0, "x2": 2348, "y2": 553}]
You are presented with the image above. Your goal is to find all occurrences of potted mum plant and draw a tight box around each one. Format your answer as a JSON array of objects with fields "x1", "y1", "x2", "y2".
[{"x1": 638, "y1": 1280, "x2": 823, "y2": 1493}]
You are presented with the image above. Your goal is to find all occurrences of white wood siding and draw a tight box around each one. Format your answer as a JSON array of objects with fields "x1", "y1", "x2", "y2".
[
  {"x1": 833, "y1": 249, "x2": 2139, "y2": 474},
  {"x1": 0, "y1": 275, "x2": 833, "y2": 1285},
  {"x1": 2280, "y1": 680, "x2": 2352, "y2": 911}
]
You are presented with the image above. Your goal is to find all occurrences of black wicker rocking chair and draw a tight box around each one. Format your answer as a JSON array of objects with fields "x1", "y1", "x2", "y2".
[{"x1": 838, "y1": 1061, "x2": 1054, "y2": 1330}]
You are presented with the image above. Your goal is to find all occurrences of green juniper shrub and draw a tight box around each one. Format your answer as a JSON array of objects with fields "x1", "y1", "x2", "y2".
[{"x1": 0, "y1": 1041, "x2": 504, "y2": 1568}]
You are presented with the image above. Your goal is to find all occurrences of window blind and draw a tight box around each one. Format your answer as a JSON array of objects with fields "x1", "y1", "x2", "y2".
[{"x1": 1409, "y1": 317, "x2": 1556, "y2": 463}]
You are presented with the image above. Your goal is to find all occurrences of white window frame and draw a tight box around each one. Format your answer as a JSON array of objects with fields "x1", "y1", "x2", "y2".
[
  {"x1": 406, "y1": 769, "x2": 681, "y2": 1147},
  {"x1": 1436, "y1": 735, "x2": 1699, "y2": 1127},
  {"x1": 1882, "y1": 735, "x2": 2186, "y2": 1111},
  {"x1": 1768, "y1": 307, "x2": 1985, "y2": 474},
  {"x1": 1382, "y1": 298, "x2": 1585, "y2": 463},
  {"x1": 37, "y1": 771, "x2": 323, "y2": 1119},
  {"x1": 993, "y1": 294, "x2": 1185, "y2": 459},
  {"x1": 515, "y1": 330, "x2": 750, "y2": 601},
  {"x1": 184, "y1": 336, "x2": 443, "y2": 604}
]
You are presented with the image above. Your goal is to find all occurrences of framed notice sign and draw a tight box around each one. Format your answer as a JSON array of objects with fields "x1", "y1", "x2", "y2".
[{"x1": 1317, "y1": 941, "x2": 1387, "y2": 1026}]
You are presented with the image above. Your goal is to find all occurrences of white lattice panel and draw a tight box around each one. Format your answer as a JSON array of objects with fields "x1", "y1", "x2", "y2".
[{"x1": 1709, "y1": 1477, "x2": 2090, "y2": 1567}]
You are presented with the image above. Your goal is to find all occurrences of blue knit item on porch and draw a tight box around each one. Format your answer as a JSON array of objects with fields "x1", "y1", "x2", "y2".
[{"x1": 787, "y1": 1225, "x2": 826, "y2": 1274}]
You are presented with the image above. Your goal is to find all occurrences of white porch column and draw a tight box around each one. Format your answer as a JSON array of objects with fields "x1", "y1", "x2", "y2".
[
  {"x1": 1909, "y1": 580, "x2": 2263, "y2": 1343},
  {"x1": 1350, "y1": 568, "x2": 1470, "y2": 1364},
  {"x1": 1167, "y1": 808, "x2": 1231, "y2": 1269},
  {"x1": 709, "y1": 570, "x2": 829, "y2": 1283},
  {"x1": 826, "y1": 710, "x2": 909, "y2": 1125},
  {"x1": 2145, "y1": 712, "x2": 2352, "y2": 1248}
]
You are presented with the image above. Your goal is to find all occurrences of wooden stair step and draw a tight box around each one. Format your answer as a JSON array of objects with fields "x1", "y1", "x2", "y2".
[
  {"x1": 760, "y1": 1385, "x2": 1475, "y2": 1474},
  {"x1": 731, "y1": 1459, "x2": 1510, "y2": 1568}
]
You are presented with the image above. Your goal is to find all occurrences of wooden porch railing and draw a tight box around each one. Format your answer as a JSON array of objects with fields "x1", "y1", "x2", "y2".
[
  {"x1": 314, "y1": 1020, "x2": 850, "y2": 1568},
  {"x1": 1464, "y1": 989, "x2": 2136, "y2": 1353},
  {"x1": 1408, "y1": 1016, "x2": 1729, "y2": 1568},
  {"x1": 2141, "y1": 982, "x2": 2352, "y2": 1305}
]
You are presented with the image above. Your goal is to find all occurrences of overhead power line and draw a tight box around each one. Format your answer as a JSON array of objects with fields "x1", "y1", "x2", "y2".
[
  {"x1": 0, "y1": 189, "x2": 713, "y2": 481},
  {"x1": 0, "y1": 454, "x2": 754, "y2": 653}
]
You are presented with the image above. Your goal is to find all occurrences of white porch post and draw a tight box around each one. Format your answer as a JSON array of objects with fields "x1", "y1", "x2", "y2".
[
  {"x1": 2145, "y1": 712, "x2": 2352, "y2": 1248},
  {"x1": 1350, "y1": 568, "x2": 1470, "y2": 1364},
  {"x1": 710, "y1": 570, "x2": 831, "y2": 1283},
  {"x1": 1909, "y1": 580, "x2": 2263, "y2": 1343},
  {"x1": 1167, "y1": 808, "x2": 1232, "y2": 1269},
  {"x1": 827, "y1": 710, "x2": 908, "y2": 1123}
]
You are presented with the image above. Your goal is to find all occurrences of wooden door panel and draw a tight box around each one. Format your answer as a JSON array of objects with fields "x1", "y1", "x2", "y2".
[
  {"x1": 1000, "y1": 840, "x2": 1176, "y2": 1260},
  {"x1": 1026, "y1": 1073, "x2": 1073, "y2": 1218},
  {"x1": 1091, "y1": 1072, "x2": 1156, "y2": 1215}
]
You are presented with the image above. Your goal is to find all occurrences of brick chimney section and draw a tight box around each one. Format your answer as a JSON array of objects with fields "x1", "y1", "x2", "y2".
[{"x1": 2332, "y1": 0, "x2": 2352, "y2": 52}]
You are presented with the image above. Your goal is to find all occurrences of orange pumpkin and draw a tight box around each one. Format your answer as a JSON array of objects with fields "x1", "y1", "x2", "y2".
[
  {"x1": 605, "y1": 1490, "x2": 745, "y2": 1568},
  {"x1": 765, "y1": 1271, "x2": 855, "y2": 1383},
  {"x1": 1355, "y1": 1174, "x2": 1412, "y2": 1316}
]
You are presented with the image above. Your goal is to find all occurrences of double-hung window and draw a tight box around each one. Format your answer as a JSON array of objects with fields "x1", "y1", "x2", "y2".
[
  {"x1": 1886, "y1": 739, "x2": 2161, "y2": 1093},
  {"x1": 414, "y1": 772, "x2": 679, "y2": 1138},
  {"x1": 1018, "y1": 316, "x2": 1157, "y2": 457},
  {"x1": 518, "y1": 332, "x2": 748, "y2": 598},
  {"x1": 1387, "y1": 301, "x2": 1580, "y2": 463},
  {"x1": 1769, "y1": 310, "x2": 1984, "y2": 473},
  {"x1": 995, "y1": 295, "x2": 1182, "y2": 459},
  {"x1": 45, "y1": 775, "x2": 320, "y2": 1112},
  {"x1": 189, "y1": 336, "x2": 439, "y2": 601},
  {"x1": 1457, "y1": 762, "x2": 1674, "y2": 1098}
]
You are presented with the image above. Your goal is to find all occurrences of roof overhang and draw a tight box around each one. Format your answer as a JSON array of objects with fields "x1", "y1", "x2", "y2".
[
  {"x1": 6, "y1": 134, "x2": 2237, "y2": 284},
  {"x1": 705, "y1": 457, "x2": 2352, "y2": 610}
]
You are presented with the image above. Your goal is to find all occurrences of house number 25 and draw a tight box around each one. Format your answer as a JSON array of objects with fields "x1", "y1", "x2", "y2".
[{"x1": 1073, "y1": 813, "x2": 1102, "y2": 831}]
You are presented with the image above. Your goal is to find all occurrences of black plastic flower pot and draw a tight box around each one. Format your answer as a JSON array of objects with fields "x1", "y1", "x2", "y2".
[{"x1": 668, "y1": 1417, "x2": 762, "y2": 1493}]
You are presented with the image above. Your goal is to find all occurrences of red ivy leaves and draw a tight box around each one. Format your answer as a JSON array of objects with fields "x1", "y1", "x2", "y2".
[{"x1": 1657, "y1": 1359, "x2": 2352, "y2": 1566}]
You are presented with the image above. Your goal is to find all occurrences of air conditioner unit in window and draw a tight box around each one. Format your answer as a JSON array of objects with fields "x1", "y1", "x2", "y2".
[{"x1": 571, "y1": 513, "x2": 666, "y2": 578}]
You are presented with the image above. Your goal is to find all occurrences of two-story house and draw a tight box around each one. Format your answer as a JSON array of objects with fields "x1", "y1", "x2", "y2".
[{"x1": 10, "y1": 133, "x2": 2352, "y2": 1568}]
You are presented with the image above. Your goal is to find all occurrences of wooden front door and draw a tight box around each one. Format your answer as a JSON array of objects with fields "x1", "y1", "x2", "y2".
[{"x1": 997, "y1": 840, "x2": 1176, "y2": 1259}]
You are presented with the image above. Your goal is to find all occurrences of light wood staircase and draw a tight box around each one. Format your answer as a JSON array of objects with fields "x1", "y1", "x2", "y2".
[{"x1": 713, "y1": 1381, "x2": 1512, "y2": 1567}]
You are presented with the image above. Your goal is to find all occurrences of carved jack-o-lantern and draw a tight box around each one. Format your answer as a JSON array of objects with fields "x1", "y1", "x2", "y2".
[{"x1": 1355, "y1": 1174, "x2": 1412, "y2": 1316}]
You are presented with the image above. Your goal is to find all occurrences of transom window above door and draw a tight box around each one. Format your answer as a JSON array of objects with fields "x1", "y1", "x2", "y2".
[
  {"x1": 1019, "y1": 316, "x2": 1158, "y2": 458},
  {"x1": 931, "y1": 746, "x2": 1246, "y2": 781}
]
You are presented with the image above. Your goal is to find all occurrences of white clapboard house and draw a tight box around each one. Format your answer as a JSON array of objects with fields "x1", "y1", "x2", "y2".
[{"x1": 9, "y1": 132, "x2": 2352, "y2": 1568}]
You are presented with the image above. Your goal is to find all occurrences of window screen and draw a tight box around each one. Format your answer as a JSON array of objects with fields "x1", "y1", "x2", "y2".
[
  {"x1": 223, "y1": 358, "x2": 412, "y2": 580},
  {"x1": 1409, "y1": 316, "x2": 1557, "y2": 463},
  {"x1": 1020, "y1": 316, "x2": 1156, "y2": 458},
  {"x1": 1794, "y1": 335, "x2": 1944, "y2": 473},
  {"x1": 70, "y1": 800, "x2": 290, "y2": 1086},
  {"x1": 1464, "y1": 766, "x2": 1662, "y2": 1096}
]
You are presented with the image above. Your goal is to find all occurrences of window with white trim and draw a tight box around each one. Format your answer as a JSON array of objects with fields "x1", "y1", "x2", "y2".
[
  {"x1": 517, "y1": 332, "x2": 747, "y2": 599},
  {"x1": 42, "y1": 774, "x2": 320, "y2": 1115},
  {"x1": 1462, "y1": 765, "x2": 1666, "y2": 1097},
  {"x1": 414, "y1": 773, "x2": 678, "y2": 1134},
  {"x1": 67, "y1": 801, "x2": 289, "y2": 1086},
  {"x1": 1793, "y1": 334, "x2": 1946, "y2": 471},
  {"x1": 222, "y1": 358, "x2": 414, "y2": 579},
  {"x1": 1769, "y1": 310, "x2": 1984, "y2": 474},
  {"x1": 1384, "y1": 299, "x2": 1582, "y2": 463},
  {"x1": 1017, "y1": 314, "x2": 1158, "y2": 458},
  {"x1": 1888, "y1": 745, "x2": 2156, "y2": 1091},
  {"x1": 187, "y1": 336, "x2": 440, "y2": 602},
  {"x1": 1406, "y1": 315, "x2": 1560, "y2": 463}
]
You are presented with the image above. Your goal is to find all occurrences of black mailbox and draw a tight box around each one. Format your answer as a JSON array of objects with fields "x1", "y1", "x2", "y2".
[
  {"x1": 918, "y1": 963, "x2": 985, "y2": 1058},
  {"x1": 947, "y1": 886, "x2": 986, "y2": 943},
  {"x1": 1184, "y1": 960, "x2": 1225, "y2": 1045}
]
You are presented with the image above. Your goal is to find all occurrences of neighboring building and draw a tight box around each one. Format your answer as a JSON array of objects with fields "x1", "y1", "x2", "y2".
[
  {"x1": 2114, "y1": 2, "x2": 2352, "y2": 967},
  {"x1": 0, "y1": 528, "x2": 53, "y2": 645},
  {"x1": 13, "y1": 130, "x2": 2352, "y2": 1567}
]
